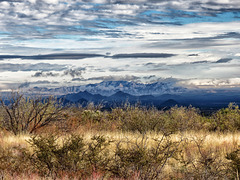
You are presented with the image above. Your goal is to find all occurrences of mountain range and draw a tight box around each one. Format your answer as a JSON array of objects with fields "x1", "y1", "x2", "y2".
[
  {"x1": 26, "y1": 80, "x2": 240, "y2": 112},
  {"x1": 61, "y1": 89, "x2": 240, "y2": 113},
  {"x1": 61, "y1": 90, "x2": 180, "y2": 108},
  {"x1": 31, "y1": 80, "x2": 187, "y2": 96}
]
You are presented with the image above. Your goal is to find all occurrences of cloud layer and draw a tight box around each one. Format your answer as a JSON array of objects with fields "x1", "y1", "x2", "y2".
[{"x1": 0, "y1": 0, "x2": 240, "y2": 90}]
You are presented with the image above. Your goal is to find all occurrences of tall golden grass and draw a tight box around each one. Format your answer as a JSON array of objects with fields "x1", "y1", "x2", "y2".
[
  {"x1": 0, "y1": 130, "x2": 239, "y2": 179},
  {"x1": 0, "y1": 97, "x2": 240, "y2": 179}
]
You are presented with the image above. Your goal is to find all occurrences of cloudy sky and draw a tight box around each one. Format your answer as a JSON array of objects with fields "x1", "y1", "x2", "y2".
[{"x1": 0, "y1": 0, "x2": 240, "y2": 90}]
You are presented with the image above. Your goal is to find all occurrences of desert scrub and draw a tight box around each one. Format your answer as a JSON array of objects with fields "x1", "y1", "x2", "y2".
[
  {"x1": 26, "y1": 132, "x2": 185, "y2": 179},
  {"x1": 47, "y1": 102, "x2": 240, "y2": 134},
  {"x1": 0, "y1": 92, "x2": 66, "y2": 135},
  {"x1": 164, "y1": 106, "x2": 207, "y2": 132},
  {"x1": 210, "y1": 103, "x2": 240, "y2": 132},
  {"x1": 0, "y1": 131, "x2": 239, "y2": 179},
  {"x1": 28, "y1": 134, "x2": 112, "y2": 179},
  {"x1": 115, "y1": 105, "x2": 206, "y2": 134},
  {"x1": 114, "y1": 105, "x2": 167, "y2": 133},
  {"x1": 107, "y1": 133, "x2": 183, "y2": 179},
  {"x1": 173, "y1": 136, "x2": 230, "y2": 179},
  {"x1": 28, "y1": 134, "x2": 86, "y2": 178}
]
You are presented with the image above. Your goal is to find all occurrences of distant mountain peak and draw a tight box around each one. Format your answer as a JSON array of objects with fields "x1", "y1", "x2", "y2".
[{"x1": 30, "y1": 80, "x2": 187, "y2": 96}]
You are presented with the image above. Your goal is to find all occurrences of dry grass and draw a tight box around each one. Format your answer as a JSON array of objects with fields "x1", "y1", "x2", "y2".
[
  {"x1": 1, "y1": 130, "x2": 239, "y2": 153},
  {"x1": 0, "y1": 130, "x2": 239, "y2": 179}
]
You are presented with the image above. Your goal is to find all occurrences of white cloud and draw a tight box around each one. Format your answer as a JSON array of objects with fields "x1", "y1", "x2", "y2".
[
  {"x1": 182, "y1": 78, "x2": 240, "y2": 88},
  {"x1": 0, "y1": 1, "x2": 10, "y2": 8},
  {"x1": 42, "y1": 0, "x2": 60, "y2": 4},
  {"x1": 28, "y1": 0, "x2": 37, "y2": 3}
]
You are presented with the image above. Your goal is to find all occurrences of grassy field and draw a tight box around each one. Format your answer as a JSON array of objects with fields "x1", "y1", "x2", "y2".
[
  {"x1": 0, "y1": 130, "x2": 239, "y2": 179},
  {"x1": 0, "y1": 94, "x2": 240, "y2": 179}
]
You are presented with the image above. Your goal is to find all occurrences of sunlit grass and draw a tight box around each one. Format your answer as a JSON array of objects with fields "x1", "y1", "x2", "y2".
[
  {"x1": 0, "y1": 130, "x2": 239, "y2": 179},
  {"x1": 1, "y1": 130, "x2": 239, "y2": 152},
  {"x1": 0, "y1": 102, "x2": 240, "y2": 179}
]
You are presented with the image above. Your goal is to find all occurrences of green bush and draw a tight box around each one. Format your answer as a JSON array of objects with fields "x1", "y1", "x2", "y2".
[
  {"x1": 28, "y1": 134, "x2": 112, "y2": 179},
  {"x1": 114, "y1": 105, "x2": 205, "y2": 134},
  {"x1": 164, "y1": 106, "x2": 206, "y2": 132},
  {"x1": 111, "y1": 105, "x2": 167, "y2": 134},
  {"x1": 28, "y1": 134, "x2": 86, "y2": 178},
  {"x1": 27, "y1": 133, "x2": 184, "y2": 179},
  {"x1": 108, "y1": 134, "x2": 183, "y2": 179},
  {"x1": 85, "y1": 135, "x2": 112, "y2": 174},
  {"x1": 210, "y1": 103, "x2": 240, "y2": 132}
]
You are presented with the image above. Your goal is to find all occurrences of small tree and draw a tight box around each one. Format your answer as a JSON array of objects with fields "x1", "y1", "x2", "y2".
[
  {"x1": 211, "y1": 103, "x2": 240, "y2": 131},
  {"x1": 0, "y1": 92, "x2": 65, "y2": 135}
]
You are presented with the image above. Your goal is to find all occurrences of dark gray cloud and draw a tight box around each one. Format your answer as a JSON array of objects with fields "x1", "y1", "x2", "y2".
[
  {"x1": 147, "y1": 32, "x2": 240, "y2": 49},
  {"x1": 109, "y1": 67, "x2": 125, "y2": 72},
  {"x1": 0, "y1": 53, "x2": 104, "y2": 60},
  {"x1": 149, "y1": 67, "x2": 169, "y2": 72},
  {"x1": 191, "y1": 60, "x2": 209, "y2": 64},
  {"x1": 76, "y1": 75, "x2": 140, "y2": 82},
  {"x1": 215, "y1": 32, "x2": 240, "y2": 39},
  {"x1": 72, "y1": 78, "x2": 82, "y2": 81},
  {"x1": 63, "y1": 68, "x2": 85, "y2": 78},
  {"x1": 19, "y1": 80, "x2": 59, "y2": 88},
  {"x1": 188, "y1": 54, "x2": 199, "y2": 56},
  {"x1": 111, "y1": 53, "x2": 176, "y2": 59},
  {"x1": 19, "y1": 82, "x2": 30, "y2": 88},
  {"x1": 176, "y1": 32, "x2": 240, "y2": 43},
  {"x1": 145, "y1": 63, "x2": 155, "y2": 66},
  {"x1": 144, "y1": 62, "x2": 166, "y2": 66},
  {"x1": 18, "y1": 80, "x2": 59, "y2": 88},
  {"x1": 215, "y1": 58, "x2": 232, "y2": 63},
  {"x1": 143, "y1": 75, "x2": 156, "y2": 79},
  {"x1": 0, "y1": 63, "x2": 66, "y2": 72},
  {"x1": 0, "y1": 53, "x2": 176, "y2": 60},
  {"x1": 188, "y1": 1, "x2": 240, "y2": 12},
  {"x1": 32, "y1": 71, "x2": 60, "y2": 77},
  {"x1": 33, "y1": 80, "x2": 59, "y2": 84}
]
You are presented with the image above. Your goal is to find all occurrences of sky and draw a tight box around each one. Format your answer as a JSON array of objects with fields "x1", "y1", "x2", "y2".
[{"x1": 0, "y1": 0, "x2": 240, "y2": 91}]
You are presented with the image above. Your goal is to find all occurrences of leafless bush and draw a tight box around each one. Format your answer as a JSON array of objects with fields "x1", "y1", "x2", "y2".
[
  {"x1": 175, "y1": 136, "x2": 229, "y2": 179},
  {"x1": 0, "y1": 92, "x2": 65, "y2": 135}
]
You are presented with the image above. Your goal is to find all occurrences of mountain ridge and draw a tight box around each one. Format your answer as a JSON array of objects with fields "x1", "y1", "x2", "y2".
[{"x1": 31, "y1": 80, "x2": 187, "y2": 96}]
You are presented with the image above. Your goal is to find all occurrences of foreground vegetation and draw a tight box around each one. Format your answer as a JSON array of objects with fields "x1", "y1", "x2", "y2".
[{"x1": 0, "y1": 92, "x2": 240, "y2": 179}]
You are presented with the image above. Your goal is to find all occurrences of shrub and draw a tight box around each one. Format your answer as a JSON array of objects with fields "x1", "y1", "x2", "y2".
[
  {"x1": 174, "y1": 136, "x2": 229, "y2": 179},
  {"x1": 116, "y1": 105, "x2": 166, "y2": 134},
  {"x1": 85, "y1": 135, "x2": 112, "y2": 175},
  {"x1": 0, "y1": 92, "x2": 65, "y2": 135},
  {"x1": 28, "y1": 134, "x2": 112, "y2": 179},
  {"x1": 164, "y1": 106, "x2": 206, "y2": 132},
  {"x1": 0, "y1": 145, "x2": 32, "y2": 175},
  {"x1": 210, "y1": 103, "x2": 240, "y2": 132},
  {"x1": 116, "y1": 105, "x2": 205, "y2": 134},
  {"x1": 81, "y1": 110, "x2": 103, "y2": 123},
  {"x1": 108, "y1": 133, "x2": 183, "y2": 179},
  {"x1": 28, "y1": 134, "x2": 86, "y2": 178}
]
